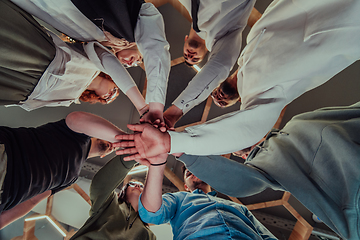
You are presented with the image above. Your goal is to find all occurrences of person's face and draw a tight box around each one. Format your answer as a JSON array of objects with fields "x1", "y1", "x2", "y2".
[
  {"x1": 94, "y1": 138, "x2": 116, "y2": 158},
  {"x1": 211, "y1": 80, "x2": 239, "y2": 108},
  {"x1": 94, "y1": 76, "x2": 119, "y2": 104},
  {"x1": 125, "y1": 181, "x2": 144, "y2": 201},
  {"x1": 183, "y1": 169, "x2": 208, "y2": 192},
  {"x1": 183, "y1": 35, "x2": 206, "y2": 65},
  {"x1": 116, "y1": 46, "x2": 143, "y2": 67}
]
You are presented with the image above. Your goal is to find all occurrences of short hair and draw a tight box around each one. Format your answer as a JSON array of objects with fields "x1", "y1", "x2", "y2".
[
  {"x1": 181, "y1": 165, "x2": 188, "y2": 179},
  {"x1": 221, "y1": 80, "x2": 239, "y2": 101},
  {"x1": 184, "y1": 60, "x2": 194, "y2": 67}
]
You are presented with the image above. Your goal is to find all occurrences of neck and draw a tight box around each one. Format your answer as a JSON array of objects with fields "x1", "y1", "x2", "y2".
[
  {"x1": 87, "y1": 75, "x2": 101, "y2": 91},
  {"x1": 192, "y1": 184, "x2": 211, "y2": 194},
  {"x1": 129, "y1": 199, "x2": 139, "y2": 212},
  {"x1": 87, "y1": 138, "x2": 99, "y2": 159},
  {"x1": 229, "y1": 71, "x2": 238, "y2": 87},
  {"x1": 188, "y1": 28, "x2": 206, "y2": 48}
]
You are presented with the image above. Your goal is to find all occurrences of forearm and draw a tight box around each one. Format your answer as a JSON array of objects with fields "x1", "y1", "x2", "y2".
[
  {"x1": 169, "y1": 91, "x2": 286, "y2": 155},
  {"x1": 86, "y1": 42, "x2": 137, "y2": 94},
  {"x1": 136, "y1": 3, "x2": 170, "y2": 105},
  {"x1": 163, "y1": 105, "x2": 183, "y2": 128},
  {"x1": 0, "y1": 190, "x2": 51, "y2": 230},
  {"x1": 141, "y1": 164, "x2": 166, "y2": 213},
  {"x1": 90, "y1": 156, "x2": 135, "y2": 213},
  {"x1": 65, "y1": 112, "x2": 125, "y2": 142},
  {"x1": 125, "y1": 86, "x2": 148, "y2": 115},
  {"x1": 179, "y1": 154, "x2": 274, "y2": 197},
  {"x1": 173, "y1": 34, "x2": 240, "y2": 114}
]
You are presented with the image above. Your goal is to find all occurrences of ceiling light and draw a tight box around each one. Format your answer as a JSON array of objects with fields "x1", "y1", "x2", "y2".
[
  {"x1": 25, "y1": 216, "x2": 67, "y2": 237},
  {"x1": 128, "y1": 165, "x2": 148, "y2": 175},
  {"x1": 193, "y1": 65, "x2": 201, "y2": 72}
]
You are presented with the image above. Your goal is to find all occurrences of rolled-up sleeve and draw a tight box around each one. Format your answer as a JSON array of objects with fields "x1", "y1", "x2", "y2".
[{"x1": 138, "y1": 192, "x2": 178, "y2": 225}]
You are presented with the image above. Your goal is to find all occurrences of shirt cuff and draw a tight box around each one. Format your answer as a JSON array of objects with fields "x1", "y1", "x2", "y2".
[
  {"x1": 177, "y1": 154, "x2": 198, "y2": 168},
  {"x1": 168, "y1": 130, "x2": 194, "y2": 154},
  {"x1": 138, "y1": 193, "x2": 165, "y2": 224}
]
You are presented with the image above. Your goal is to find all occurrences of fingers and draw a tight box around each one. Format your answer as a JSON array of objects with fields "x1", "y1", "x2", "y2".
[
  {"x1": 159, "y1": 126, "x2": 167, "y2": 132},
  {"x1": 116, "y1": 147, "x2": 138, "y2": 155},
  {"x1": 123, "y1": 153, "x2": 142, "y2": 161},
  {"x1": 127, "y1": 123, "x2": 146, "y2": 132},
  {"x1": 134, "y1": 158, "x2": 151, "y2": 167},
  {"x1": 112, "y1": 141, "x2": 135, "y2": 149},
  {"x1": 115, "y1": 134, "x2": 134, "y2": 141}
]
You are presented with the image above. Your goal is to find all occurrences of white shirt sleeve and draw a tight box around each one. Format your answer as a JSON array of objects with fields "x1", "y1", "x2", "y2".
[
  {"x1": 135, "y1": 3, "x2": 171, "y2": 105},
  {"x1": 173, "y1": 29, "x2": 242, "y2": 114},
  {"x1": 83, "y1": 42, "x2": 136, "y2": 94},
  {"x1": 169, "y1": 86, "x2": 287, "y2": 155}
]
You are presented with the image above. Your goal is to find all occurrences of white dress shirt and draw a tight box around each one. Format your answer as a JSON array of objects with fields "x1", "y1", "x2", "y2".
[
  {"x1": 17, "y1": 31, "x2": 100, "y2": 111},
  {"x1": 173, "y1": 0, "x2": 255, "y2": 114},
  {"x1": 11, "y1": 0, "x2": 170, "y2": 105},
  {"x1": 169, "y1": 0, "x2": 360, "y2": 155}
]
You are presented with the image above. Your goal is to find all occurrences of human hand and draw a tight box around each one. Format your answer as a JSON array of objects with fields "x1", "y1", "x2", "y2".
[
  {"x1": 163, "y1": 105, "x2": 183, "y2": 129},
  {"x1": 140, "y1": 102, "x2": 166, "y2": 132},
  {"x1": 113, "y1": 123, "x2": 171, "y2": 161}
]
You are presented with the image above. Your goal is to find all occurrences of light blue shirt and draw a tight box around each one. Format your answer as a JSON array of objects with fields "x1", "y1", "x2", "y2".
[{"x1": 139, "y1": 189, "x2": 277, "y2": 240}]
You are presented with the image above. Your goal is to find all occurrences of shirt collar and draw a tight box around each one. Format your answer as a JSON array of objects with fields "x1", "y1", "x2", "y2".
[{"x1": 192, "y1": 189, "x2": 217, "y2": 196}]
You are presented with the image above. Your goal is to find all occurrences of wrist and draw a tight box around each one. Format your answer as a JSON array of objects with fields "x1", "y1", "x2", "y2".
[
  {"x1": 150, "y1": 159, "x2": 167, "y2": 166},
  {"x1": 138, "y1": 104, "x2": 149, "y2": 115},
  {"x1": 149, "y1": 102, "x2": 164, "y2": 113}
]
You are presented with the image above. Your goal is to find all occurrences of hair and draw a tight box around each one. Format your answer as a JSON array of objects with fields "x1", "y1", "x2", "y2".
[
  {"x1": 181, "y1": 165, "x2": 187, "y2": 179},
  {"x1": 60, "y1": 31, "x2": 137, "y2": 60},
  {"x1": 184, "y1": 61, "x2": 194, "y2": 67},
  {"x1": 221, "y1": 80, "x2": 240, "y2": 101},
  {"x1": 101, "y1": 31, "x2": 137, "y2": 55},
  {"x1": 79, "y1": 72, "x2": 119, "y2": 104}
]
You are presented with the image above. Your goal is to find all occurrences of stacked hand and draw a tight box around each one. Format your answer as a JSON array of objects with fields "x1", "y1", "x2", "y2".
[{"x1": 114, "y1": 123, "x2": 171, "y2": 161}]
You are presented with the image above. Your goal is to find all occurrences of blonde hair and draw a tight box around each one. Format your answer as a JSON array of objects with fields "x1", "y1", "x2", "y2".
[
  {"x1": 101, "y1": 30, "x2": 137, "y2": 54},
  {"x1": 60, "y1": 30, "x2": 137, "y2": 54}
]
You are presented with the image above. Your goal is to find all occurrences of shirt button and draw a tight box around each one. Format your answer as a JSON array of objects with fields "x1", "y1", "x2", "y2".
[
  {"x1": 181, "y1": 100, "x2": 184, "y2": 103},
  {"x1": 186, "y1": 104, "x2": 189, "y2": 107}
]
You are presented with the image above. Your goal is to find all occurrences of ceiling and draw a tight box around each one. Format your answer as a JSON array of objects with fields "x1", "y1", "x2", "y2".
[{"x1": 1, "y1": 0, "x2": 360, "y2": 239}]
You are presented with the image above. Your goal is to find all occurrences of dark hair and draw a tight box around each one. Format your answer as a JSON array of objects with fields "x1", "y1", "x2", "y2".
[
  {"x1": 181, "y1": 165, "x2": 187, "y2": 178},
  {"x1": 221, "y1": 80, "x2": 240, "y2": 100},
  {"x1": 184, "y1": 60, "x2": 194, "y2": 67}
]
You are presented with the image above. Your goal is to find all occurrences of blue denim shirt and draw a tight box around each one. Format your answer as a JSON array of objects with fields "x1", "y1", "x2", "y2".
[{"x1": 139, "y1": 189, "x2": 277, "y2": 240}]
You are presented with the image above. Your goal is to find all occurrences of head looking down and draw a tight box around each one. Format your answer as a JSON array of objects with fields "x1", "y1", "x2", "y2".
[
  {"x1": 80, "y1": 72, "x2": 120, "y2": 104},
  {"x1": 88, "y1": 138, "x2": 116, "y2": 159},
  {"x1": 118, "y1": 180, "x2": 145, "y2": 213},
  {"x1": 182, "y1": 165, "x2": 211, "y2": 193},
  {"x1": 101, "y1": 31, "x2": 143, "y2": 68},
  {"x1": 183, "y1": 31, "x2": 207, "y2": 66},
  {"x1": 211, "y1": 72, "x2": 240, "y2": 108}
]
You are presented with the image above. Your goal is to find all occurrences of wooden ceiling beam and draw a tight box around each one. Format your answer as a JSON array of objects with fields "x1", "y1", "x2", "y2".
[{"x1": 164, "y1": 166, "x2": 185, "y2": 191}]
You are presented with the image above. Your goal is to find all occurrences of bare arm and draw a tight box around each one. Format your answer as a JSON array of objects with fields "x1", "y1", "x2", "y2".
[
  {"x1": 65, "y1": 112, "x2": 125, "y2": 142},
  {"x1": 0, "y1": 190, "x2": 51, "y2": 230},
  {"x1": 140, "y1": 155, "x2": 168, "y2": 212},
  {"x1": 163, "y1": 105, "x2": 183, "y2": 129}
]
